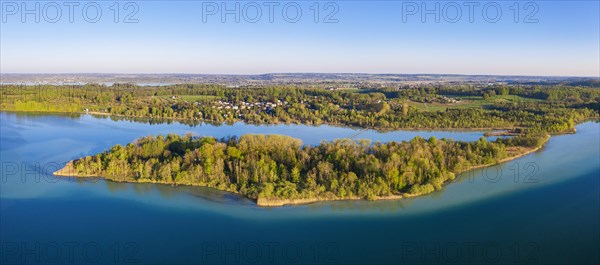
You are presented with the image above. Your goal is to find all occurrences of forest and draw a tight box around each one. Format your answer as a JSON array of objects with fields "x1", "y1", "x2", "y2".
[
  {"x1": 1, "y1": 83, "x2": 598, "y2": 134},
  {"x1": 60, "y1": 133, "x2": 549, "y2": 205}
]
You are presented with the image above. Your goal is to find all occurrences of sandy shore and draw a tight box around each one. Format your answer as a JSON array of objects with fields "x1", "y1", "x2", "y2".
[
  {"x1": 53, "y1": 160, "x2": 98, "y2": 177},
  {"x1": 256, "y1": 194, "x2": 404, "y2": 207},
  {"x1": 257, "y1": 135, "x2": 548, "y2": 206},
  {"x1": 465, "y1": 135, "x2": 549, "y2": 172}
]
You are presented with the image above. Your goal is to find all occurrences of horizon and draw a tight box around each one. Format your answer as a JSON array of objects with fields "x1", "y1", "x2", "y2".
[{"x1": 1, "y1": 72, "x2": 598, "y2": 78}]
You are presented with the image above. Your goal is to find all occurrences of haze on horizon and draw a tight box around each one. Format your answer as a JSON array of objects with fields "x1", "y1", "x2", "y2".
[{"x1": 1, "y1": 1, "x2": 598, "y2": 77}]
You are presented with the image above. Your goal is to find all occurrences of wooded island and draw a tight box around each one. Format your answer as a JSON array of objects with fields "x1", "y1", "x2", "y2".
[{"x1": 55, "y1": 133, "x2": 548, "y2": 206}]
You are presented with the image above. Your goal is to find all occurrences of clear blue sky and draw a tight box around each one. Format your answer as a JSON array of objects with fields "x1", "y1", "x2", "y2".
[{"x1": 1, "y1": 0, "x2": 598, "y2": 76}]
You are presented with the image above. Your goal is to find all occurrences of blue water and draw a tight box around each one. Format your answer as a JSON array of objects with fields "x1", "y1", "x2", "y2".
[{"x1": 1, "y1": 112, "x2": 598, "y2": 264}]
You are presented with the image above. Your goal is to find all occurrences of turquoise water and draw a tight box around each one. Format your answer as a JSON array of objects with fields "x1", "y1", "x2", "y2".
[{"x1": 1, "y1": 112, "x2": 598, "y2": 264}]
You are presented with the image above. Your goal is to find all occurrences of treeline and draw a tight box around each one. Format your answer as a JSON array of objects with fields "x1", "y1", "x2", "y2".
[
  {"x1": 1, "y1": 84, "x2": 598, "y2": 133},
  {"x1": 389, "y1": 83, "x2": 600, "y2": 103},
  {"x1": 69, "y1": 133, "x2": 547, "y2": 202}
]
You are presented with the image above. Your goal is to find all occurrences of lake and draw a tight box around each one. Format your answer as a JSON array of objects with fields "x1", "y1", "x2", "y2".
[{"x1": 1, "y1": 112, "x2": 598, "y2": 264}]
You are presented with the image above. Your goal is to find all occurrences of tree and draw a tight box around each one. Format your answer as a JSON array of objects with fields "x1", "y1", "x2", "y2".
[{"x1": 402, "y1": 102, "x2": 409, "y2": 116}]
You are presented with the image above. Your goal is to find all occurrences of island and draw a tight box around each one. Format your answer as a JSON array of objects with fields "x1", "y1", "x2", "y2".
[{"x1": 54, "y1": 133, "x2": 549, "y2": 206}]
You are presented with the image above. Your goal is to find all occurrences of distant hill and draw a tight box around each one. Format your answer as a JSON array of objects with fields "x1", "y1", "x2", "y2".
[{"x1": 1, "y1": 73, "x2": 597, "y2": 87}]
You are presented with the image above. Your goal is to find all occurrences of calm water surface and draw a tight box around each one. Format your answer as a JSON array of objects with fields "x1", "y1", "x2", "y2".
[{"x1": 1, "y1": 112, "x2": 598, "y2": 264}]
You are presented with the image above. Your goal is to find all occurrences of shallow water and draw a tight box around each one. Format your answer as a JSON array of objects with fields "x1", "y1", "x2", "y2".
[{"x1": 1, "y1": 112, "x2": 598, "y2": 264}]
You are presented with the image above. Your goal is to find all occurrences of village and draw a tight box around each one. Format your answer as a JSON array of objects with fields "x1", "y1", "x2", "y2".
[{"x1": 210, "y1": 99, "x2": 289, "y2": 111}]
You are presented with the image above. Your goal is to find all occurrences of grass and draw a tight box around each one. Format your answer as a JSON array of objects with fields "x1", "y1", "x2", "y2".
[
  {"x1": 407, "y1": 95, "x2": 543, "y2": 112},
  {"x1": 492, "y1": 94, "x2": 544, "y2": 103},
  {"x1": 159, "y1": 95, "x2": 220, "y2": 102}
]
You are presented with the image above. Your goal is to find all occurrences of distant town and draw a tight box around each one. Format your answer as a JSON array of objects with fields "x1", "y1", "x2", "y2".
[{"x1": 1, "y1": 73, "x2": 597, "y2": 88}]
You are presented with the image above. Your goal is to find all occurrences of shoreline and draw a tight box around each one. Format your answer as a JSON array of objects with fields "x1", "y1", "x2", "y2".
[
  {"x1": 0, "y1": 110, "x2": 547, "y2": 133},
  {"x1": 53, "y1": 136, "x2": 549, "y2": 207},
  {"x1": 5, "y1": 110, "x2": 596, "y2": 135},
  {"x1": 3, "y1": 110, "x2": 595, "y2": 135},
  {"x1": 463, "y1": 135, "x2": 549, "y2": 172},
  {"x1": 256, "y1": 136, "x2": 548, "y2": 206}
]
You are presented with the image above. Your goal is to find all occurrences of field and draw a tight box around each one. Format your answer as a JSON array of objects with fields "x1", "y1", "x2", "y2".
[
  {"x1": 406, "y1": 95, "x2": 544, "y2": 112},
  {"x1": 159, "y1": 95, "x2": 220, "y2": 102}
]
